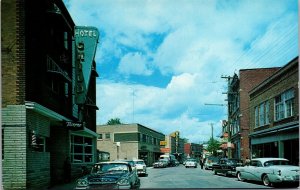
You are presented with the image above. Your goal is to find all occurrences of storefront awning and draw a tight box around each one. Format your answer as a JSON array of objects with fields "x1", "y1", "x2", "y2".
[
  {"x1": 25, "y1": 101, "x2": 70, "y2": 122},
  {"x1": 71, "y1": 127, "x2": 99, "y2": 138}
]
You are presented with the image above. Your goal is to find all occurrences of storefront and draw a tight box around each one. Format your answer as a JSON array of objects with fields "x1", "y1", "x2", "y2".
[{"x1": 250, "y1": 122, "x2": 299, "y2": 165}]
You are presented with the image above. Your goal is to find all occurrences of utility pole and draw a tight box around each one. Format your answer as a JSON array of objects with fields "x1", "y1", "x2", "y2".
[
  {"x1": 209, "y1": 123, "x2": 214, "y2": 140},
  {"x1": 221, "y1": 75, "x2": 232, "y2": 158}
]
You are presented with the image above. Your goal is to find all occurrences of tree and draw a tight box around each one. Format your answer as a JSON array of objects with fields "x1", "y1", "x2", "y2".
[
  {"x1": 107, "y1": 118, "x2": 122, "y2": 125},
  {"x1": 206, "y1": 137, "x2": 220, "y2": 156}
]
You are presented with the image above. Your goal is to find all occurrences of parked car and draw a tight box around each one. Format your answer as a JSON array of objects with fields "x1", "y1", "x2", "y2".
[
  {"x1": 204, "y1": 156, "x2": 220, "y2": 170},
  {"x1": 153, "y1": 159, "x2": 168, "y2": 168},
  {"x1": 133, "y1": 159, "x2": 147, "y2": 176},
  {"x1": 74, "y1": 161, "x2": 140, "y2": 189},
  {"x1": 174, "y1": 159, "x2": 180, "y2": 166},
  {"x1": 212, "y1": 158, "x2": 243, "y2": 176},
  {"x1": 120, "y1": 160, "x2": 138, "y2": 178},
  {"x1": 160, "y1": 154, "x2": 176, "y2": 167},
  {"x1": 185, "y1": 158, "x2": 198, "y2": 168},
  {"x1": 236, "y1": 158, "x2": 299, "y2": 187}
]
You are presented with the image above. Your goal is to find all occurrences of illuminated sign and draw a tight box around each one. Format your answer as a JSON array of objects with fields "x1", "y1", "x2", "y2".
[
  {"x1": 160, "y1": 141, "x2": 167, "y2": 146},
  {"x1": 74, "y1": 26, "x2": 99, "y2": 105}
]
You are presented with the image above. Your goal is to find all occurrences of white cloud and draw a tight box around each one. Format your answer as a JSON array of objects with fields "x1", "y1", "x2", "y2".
[
  {"x1": 118, "y1": 52, "x2": 153, "y2": 76},
  {"x1": 67, "y1": 0, "x2": 298, "y2": 143}
]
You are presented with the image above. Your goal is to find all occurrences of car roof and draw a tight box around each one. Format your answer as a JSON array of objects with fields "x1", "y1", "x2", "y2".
[
  {"x1": 252, "y1": 158, "x2": 288, "y2": 164},
  {"x1": 95, "y1": 161, "x2": 130, "y2": 165}
]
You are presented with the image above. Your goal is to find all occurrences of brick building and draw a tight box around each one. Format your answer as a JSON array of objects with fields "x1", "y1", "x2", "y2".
[
  {"x1": 96, "y1": 124, "x2": 165, "y2": 166},
  {"x1": 225, "y1": 67, "x2": 280, "y2": 160},
  {"x1": 2, "y1": 0, "x2": 99, "y2": 189},
  {"x1": 249, "y1": 57, "x2": 299, "y2": 165},
  {"x1": 184, "y1": 143, "x2": 202, "y2": 159}
]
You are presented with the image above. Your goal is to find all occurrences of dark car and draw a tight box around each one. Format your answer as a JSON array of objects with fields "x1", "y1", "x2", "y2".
[
  {"x1": 74, "y1": 161, "x2": 140, "y2": 189},
  {"x1": 212, "y1": 158, "x2": 243, "y2": 177}
]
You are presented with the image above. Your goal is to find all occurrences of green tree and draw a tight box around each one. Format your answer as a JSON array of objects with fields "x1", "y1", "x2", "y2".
[
  {"x1": 206, "y1": 137, "x2": 220, "y2": 156},
  {"x1": 107, "y1": 118, "x2": 122, "y2": 125}
]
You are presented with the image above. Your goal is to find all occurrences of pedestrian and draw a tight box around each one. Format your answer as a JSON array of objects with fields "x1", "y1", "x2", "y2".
[
  {"x1": 200, "y1": 158, "x2": 204, "y2": 169},
  {"x1": 64, "y1": 156, "x2": 71, "y2": 183},
  {"x1": 245, "y1": 157, "x2": 250, "y2": 166}
]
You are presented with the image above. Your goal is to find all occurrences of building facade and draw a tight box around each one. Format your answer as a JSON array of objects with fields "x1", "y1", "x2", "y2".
[
  {"x1": 2, "y1": 0, "x2": 99, "y2": 189},
  {"x1": 249, "y1": 57, "x2": 299, "y2": 165},
  {"x1": 96, "y1": 124, "x2": 165, "y2": 166},
  {"x1": 161, "y1": 131, "x2": 185, "y2": 160},
  {"x1": 225, "y1": 67, "x2": 280, "y2": 160}
]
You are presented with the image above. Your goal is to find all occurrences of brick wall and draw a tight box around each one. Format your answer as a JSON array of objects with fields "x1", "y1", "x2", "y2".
[
  {"x1": 238, "y1": 68, "x2": 280, "y2": 159},
  {"x1": 249, "y1": 62, "x2": 299, "y2": 132},
  {"x1": 2, "y1": 105, "x2": 27, "y2": 190},
  {"x1": 2, "y1": 0, "x2": 18, "y2": 107},
  {"x1": 26, "y1": 111, "x2": 51, "y2": 189}
]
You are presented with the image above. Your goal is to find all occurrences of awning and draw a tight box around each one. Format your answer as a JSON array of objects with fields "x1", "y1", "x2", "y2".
[
  {"x1": 220, "y1": 143, "x2": 235, "y2": 149},
  {"x1": 25, "y1": 101, "x2": 70, "y2": 122},
  {"x1": 71, "y1": 127, "x2": 99, "y2": 138}
]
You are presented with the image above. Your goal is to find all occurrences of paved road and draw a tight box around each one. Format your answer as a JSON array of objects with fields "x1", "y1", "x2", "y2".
[{"x1": 140, "y1": 164, "x2": 271, "y2": 189}]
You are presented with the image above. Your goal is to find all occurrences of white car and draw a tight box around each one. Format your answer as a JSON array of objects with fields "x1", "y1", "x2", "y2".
[
  {"x1": 236, "y1": 158, "x2": 299, "y2": 186},
  {"x1": 185, "y1": 158, "x2": 198, "y2": 168},
  {"x1": 133, "y1": 159, "x2": 147, "y2": 176}
]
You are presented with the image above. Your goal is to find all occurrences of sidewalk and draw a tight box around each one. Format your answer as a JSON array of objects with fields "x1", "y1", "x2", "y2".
[{"x1": 47, "y1": 180, "x2": 77, "y2": 190}]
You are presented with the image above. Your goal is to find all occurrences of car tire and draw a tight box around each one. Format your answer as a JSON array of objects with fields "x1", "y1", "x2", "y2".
[
  {"x1": 262, "y1": 174, "x2": 272, "y2": 186},
  {"x1": 237, "y1": 172, "x2": 244, "y2": 181}
]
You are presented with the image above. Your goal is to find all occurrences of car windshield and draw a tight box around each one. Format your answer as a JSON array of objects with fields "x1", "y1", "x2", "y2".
[
  {"x1": 91, "y1": 163, "x2": 129, "y2": 174},
  {"x1": 134, "y1": 161, "x2": 145, "y2": 165},
  {"x1": 159, "y1": 159, "x2": 168, "y2": 162},
  {"x1": 228, "y1": 159, "x2": 242, "y2": 164},
  {"x1": 187, "y1": 159, "x2": 196, "y2": 162},
  {"x1": 264, "y1": 160, "x2": 290, "y2": 167}
]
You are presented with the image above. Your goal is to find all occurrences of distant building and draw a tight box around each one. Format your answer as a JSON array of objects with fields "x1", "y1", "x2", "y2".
[
  {"x1": 184, "y1": 143, "x2": 202, "y2": 159},
  {"x1": 225, "y1": 67, "x2": 280, "y2": 160},
  {"x1": 163, "y1": 131, "x2": 185, "y2": 163},
  {"x1": 96, "y1": 124, "x2": 165, "y2": 166},
  {"x1": 249, "y1": 57, "x2": 299, "y2": 165},
  {"x1": 2, "y1": 0, "x2": 99, "y2": 189}
]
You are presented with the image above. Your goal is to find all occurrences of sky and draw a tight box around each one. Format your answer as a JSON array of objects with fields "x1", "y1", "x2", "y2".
[{"x1": 64, "y1": 0, "x2": 299, "y2": 143}]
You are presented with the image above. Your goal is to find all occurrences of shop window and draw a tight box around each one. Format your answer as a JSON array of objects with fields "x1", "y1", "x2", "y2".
[{"x1": 71, "y1": 135, "x2": 93, "y2": 163}]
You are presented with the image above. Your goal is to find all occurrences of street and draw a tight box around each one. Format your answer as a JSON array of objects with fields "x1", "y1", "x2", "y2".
[{"x1": 140, "y1": 165, "x2": 271, "y2": 189}]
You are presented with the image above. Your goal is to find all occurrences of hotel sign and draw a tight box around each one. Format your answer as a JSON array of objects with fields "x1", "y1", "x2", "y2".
[{"x1": 74, "y1": 26, "x2": 99, "y2": 105}]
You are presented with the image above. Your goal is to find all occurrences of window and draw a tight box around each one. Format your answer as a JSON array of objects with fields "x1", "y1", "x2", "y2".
[
  {"x1": 255, "y1": 107, "x2": 259, "y2": 127},
  {"x1": 265, "y1": 101, "x2": 270, "y2": 124},
  {"x1": 255, "y1": 101, "x2": 270, "y2": 128},
  {"x1": 98, "y1": 134, "x2": 103, "y2": 140},
  {"x1": 105, "y1": 133, "x2": 111, "y2": 140},
  {"x1": 2, "y1": 129, "x2": 4, "y2": 160},
  {"x1": 71, "y1": 135, "x2": 93, "y2": 163},
  {"x1": 259, "y1": 103, "x2": 265, "y2": 126},
  {"x1": 275, "y1": 89, "x2": 295, "y2": 121}
]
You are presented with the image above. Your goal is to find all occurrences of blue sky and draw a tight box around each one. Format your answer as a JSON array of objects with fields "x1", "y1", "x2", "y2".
[{"x1": 64, "y1": 0, "x2": 298, "y2": 143}]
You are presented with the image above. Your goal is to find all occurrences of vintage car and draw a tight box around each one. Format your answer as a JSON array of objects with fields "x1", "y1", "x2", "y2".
[
  {"x1": 185, "y1": 158, "x2": 198, "y2": 168},
  {"x1": 212, "y1": 158, "x2": 243, "y2": 176},
  {"x1": 153, "y1": 159, "x2": 168, "y2": 168},
  {"x1": 74, "y1": 161, "x2": 140, "y2": 189},
  {"x1": 236, "y1": 158, "x2": 299, "y2": 186},
  {"x1": 133, "y1": 159, "x2": 147, "y2": 176},
  {"x1": 204, "y1": 156, "x2": 219, "y2": 170}
]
